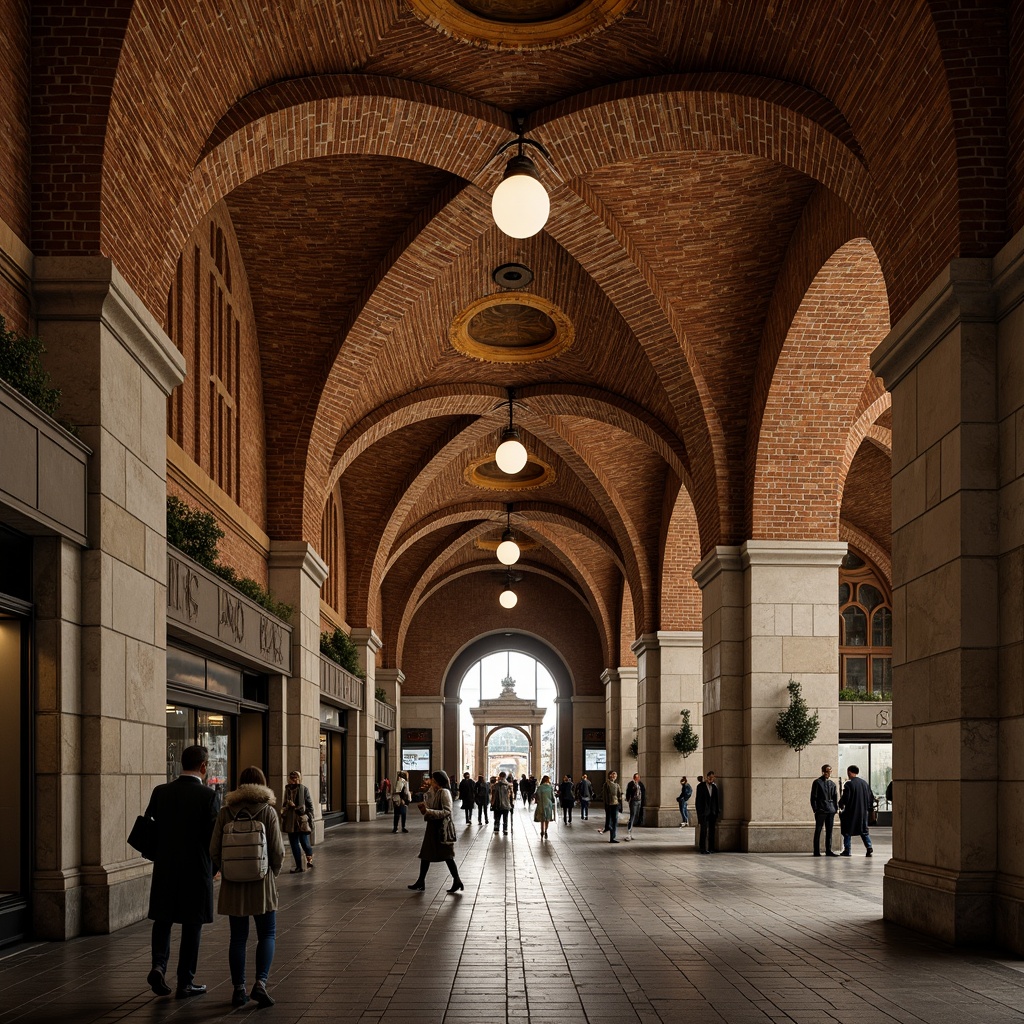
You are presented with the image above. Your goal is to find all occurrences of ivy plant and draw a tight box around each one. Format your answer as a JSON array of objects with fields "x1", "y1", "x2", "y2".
[{"x1": 776, "y1": 679, "x2": 820, "y2": 752}]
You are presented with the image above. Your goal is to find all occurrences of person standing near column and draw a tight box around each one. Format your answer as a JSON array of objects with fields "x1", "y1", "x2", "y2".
[
  {"x1": 838, "y1": 765, "x2": 875, "y2": 857},
  {"x1": 695, "y1": 771, "x2": 720, "y2": 854},
  {"x1": 810, "y1": 764, "x2": 839, "y2": 857},
  {"x1": 625, "y1": 773, "x2": 645, "y2": 841},
  {"x1": 601, "y1": 770, "x2": 623, "y2": 843},
  {"x1": 576, "y1": 774, "x2": 594, "y2": 821},
  {"x1": 676, "y1": 776, "x2": 692, "y2": 827},
  {"x1": 144, "y1": 744, "x2": 221, "y2": 999}
]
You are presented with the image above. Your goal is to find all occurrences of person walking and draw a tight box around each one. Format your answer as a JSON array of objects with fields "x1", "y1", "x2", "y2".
[
  {"x1": 210, "y1": 766, "x2": 285, "y2": 1009},
  {"x1": 576, "y1": 774, "x2": 594, "y2": 820},
  {"x1": 676, "y1": 776, "x2": 692, "y2": 826},
  {"x1": 407, "y1": 771, "x2": 464, "y2": 893},
  {"x1": 521, "y1": 774, "x2": 530, "y2": 805},
  {"x1": 810, "y1": 764, "x2": 839, "y2": 856},
  {"x1": 376, "y1": 777, "x2": 391, "y2": 813},
  {"x1": 474, "y1": 774, "x2": 490, "y2": 824},
  {"x1": 695, "y1": 771, "x2": 720, "y2": 853},
  {"x1": 143, "y1": 743, "x2": 221, "y2": 999},
  {"x1": 391, "y1": 770, "x2": 411, "y2": 833},
  {"x1": 458, "y1": 771, "x2": 476, "y2": 825},
  {"x1": 839, "y1": 765, "x2": 875, "y2": 857},
  {"x1": 601, "y1": 770, "x2": 623, "y2": 843},
  {"x1": 492, "y1": 771, "x2": 513, "y2": 834},
  {"x1": 625, "y1": 773, "x2": 645, "y2": 840},
  {"x1": 534, "y1": 774, "x2": 556, "y2": 839},
  {"x1": 281, "y1": 770, "x2": 316, "y2": 872},
  {"x1": 558, "y1": 775, "x2": 576, "y2": 824}
]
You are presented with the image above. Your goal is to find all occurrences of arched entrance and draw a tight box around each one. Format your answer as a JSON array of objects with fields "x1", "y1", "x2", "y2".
[{"x1": 470, "y1": 674, "x2": 547, "y2": 778}]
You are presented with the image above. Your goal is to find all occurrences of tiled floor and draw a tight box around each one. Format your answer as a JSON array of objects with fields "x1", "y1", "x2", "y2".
[{"x1": 1, "y1": 812, "x2": 1022, "y2": 1023}]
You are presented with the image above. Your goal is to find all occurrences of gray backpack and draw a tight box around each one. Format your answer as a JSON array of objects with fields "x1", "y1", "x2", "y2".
[{"x1": 220, "y1": 806, "x2": 269, "y2": 882}]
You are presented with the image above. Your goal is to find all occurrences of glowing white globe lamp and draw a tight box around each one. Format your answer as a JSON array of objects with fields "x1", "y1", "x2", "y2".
[
  {"x1": 499, "y1": 586, "x2": 518, "y2": 609},
  {"x1": 492, "y1": 155, "x2": 550, "y2": 239},
  {"x1": 496, "y1": 529, "x2": 520, "y2": 566},
  {"x1": 495, "y1": 428, "x2": 528, "y2": 474}
]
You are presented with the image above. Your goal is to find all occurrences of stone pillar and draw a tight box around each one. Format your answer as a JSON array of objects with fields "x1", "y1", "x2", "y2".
[
  {"x1": 872, "y1": 256, "x2": 1008, "y2": 947},
  {"x1": 375, "y1": 668, "x2": 403, "y2": 784},
  {"x1": 268, "y1": 542, "x2": 328, "y2": 839},
  {"x1": 347, "y1": 628, "x2": 380, "y2": 821},
  {"x1": 555, "y1": 696, "x2": 573, "y2": 776},
  {"x1": 741, "y1": 541, "x2": 845, "y2": 851},
  {"x1": 601, "y1": 668, "x2": 622, "y2": 775},
  {"x1": 530, "y1": 722, "x2": 542, "y2": 776},
  {"x1": 34, "y1": 258, "x2": 185, "y2": 935},
  {"x1": 442, "y1": 696, "x2": 461, "y2": 777},
  {"x1": 694, "y1": 546, "x2": 745, "y2": 849},
  {"x1": 631, "y1": 632, "x2": 703, "y2": 826}
]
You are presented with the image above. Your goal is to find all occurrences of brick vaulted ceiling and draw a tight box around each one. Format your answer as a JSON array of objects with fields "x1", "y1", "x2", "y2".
[{"x1": 46, "y1": 0, "x2": 1010, "y2": 660}]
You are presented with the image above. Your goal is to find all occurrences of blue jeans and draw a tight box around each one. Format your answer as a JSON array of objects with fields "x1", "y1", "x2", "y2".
[
  {"x1": 151, "y1": 920, "x2": 203, "y2": 985},
  {"x1": 627, "y1": 799, "x2": 642, "y2": 831},
  {"x1": 229, "y1": 911, "x2": 276, "y2": 985},
  {"x1": 393, "y1": 803, "x2": 407, "y2": 830},
  {"x1": 604, "y1": 805, "x2": 618, "y2": 840},
  {"x1": 842, "y1": 830, "x2": 873, "y2": 854},
  {"x1": 580, "y1": 799, "x2": 590, "y2": 820},
  {"x1": 678, "y1": 800, "x2": 689, "y2": 824},
  {"x1": 288, "y1": 830, "x2": 313, "y2": 869}
]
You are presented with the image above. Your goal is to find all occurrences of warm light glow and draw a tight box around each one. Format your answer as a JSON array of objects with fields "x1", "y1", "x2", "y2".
[
  {"x1": 496, "y1": 538, "x2": 521, "y2": 565},
  {"x1": 492, "y1": 159, "x2": 550, "y2": 239},
  {"x1": 495, "y1": 436, "x2": 528, "y2": 474},
  {"x1": 499, "y1": 587, "x2": 518, "y2": 609}
]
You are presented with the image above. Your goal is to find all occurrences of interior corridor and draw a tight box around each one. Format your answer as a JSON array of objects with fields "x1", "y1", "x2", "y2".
[{"x1": 0, "y1": 818, "x2": 1021, "y2": 1024}]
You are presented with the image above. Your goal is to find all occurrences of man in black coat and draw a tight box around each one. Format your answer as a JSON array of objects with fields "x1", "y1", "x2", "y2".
[
  {"x1": 695, "y1": 770, "x2": 721, "y2": 853},
  {"x1": 838, "y1": 764, "x2": 875, "y2": 857},
  {"x1": 624, "y1": 773, "x2": 645, "y2": 839},
  {"x1": 810, "y1": 763, "x2": 839, "y2": 856},
  {"x1": 458, "y1": 771, "x2": 476, "y2": 824},
  {"x1": 144, "y1": 744, "x2": 220, "y2": 998}
]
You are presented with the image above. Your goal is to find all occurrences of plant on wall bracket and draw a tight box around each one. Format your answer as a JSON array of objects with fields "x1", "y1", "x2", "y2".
[
  {"x1": 672, "y1": 709, "x2": 700, "y2": 756},
  {"x1": 776, "y1": 678, "x2": 820, "y2": 752},
  {"x1": 628, "y1": 731, "x2": 638, "y2": 758}
]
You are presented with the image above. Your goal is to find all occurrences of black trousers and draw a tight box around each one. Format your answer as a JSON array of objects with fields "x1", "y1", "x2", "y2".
[
  {"x1": 152, "y1": 919, "x2": 203, "y2": 984},
  {"x1": 813, "y1": 811, "x2": 835, "y2": 854},
  {"x1": 699, "y1": 814, "x2": 718, "y2": 852}
]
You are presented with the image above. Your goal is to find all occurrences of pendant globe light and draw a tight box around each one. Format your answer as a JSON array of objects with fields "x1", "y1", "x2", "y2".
[
  {"x1": 495, "y1": 387, "x2": 528, "y2": 475},
  {"x1": 496, "y1": 504, "x2": 520, "y2": 566},
  {"x1": 499, "y1": 570, "x2": 519, "y2": 609},
  {"x1": 491, "y1": 118, "x2": 553, "y2": 240}
]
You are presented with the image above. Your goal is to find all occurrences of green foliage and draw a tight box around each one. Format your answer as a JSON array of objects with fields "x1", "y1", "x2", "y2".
[
  {"x1": 166, "y1": 496, "x2": 292, "y2": 622},
  {"x1": 0, "y1": 313, "x2": 63, "y2": 420},
  {"x1": 320, "y1": 627, "x2": 366, "y2": 680},
  {"x1": 838, "y1": 688, "x2": 888, "y2": 702},
  {"x1": 672, "y1": 709, "x2": 700, "y2": 756},
  {"x1": 628, "y1": 735, "x2": 638, "y2": 758},
  {"x1": 776, "y1": 679, "x2": 820, "y2": 752},
  {"x1": 374, "y1": 685, "x2": 391, "y2": 705}
]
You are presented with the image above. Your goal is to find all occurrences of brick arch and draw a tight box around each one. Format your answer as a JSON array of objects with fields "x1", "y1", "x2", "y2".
[
  {"x1": 751, "y1": 239, "x2": 890, "y2": 539},
  {"x1": 840, "y1": 521, "x2": 891, "y2": 587},
  {"x1": 842, "y1": 393, "x2": 893, "y2": 500},
  {"x1": 659, "y1": 478, "x2": 702, "y2": 632},
  {"x1": 387, "y1": 508, "x2": 619, "y2": 667},
  {"x1": 442, "y1": 632, "x2": 576, "y2": 702}
]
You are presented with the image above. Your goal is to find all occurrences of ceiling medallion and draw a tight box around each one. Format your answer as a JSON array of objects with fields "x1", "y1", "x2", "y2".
[
  {"x1": 405, "y1": 0, "x2": 634, "y2": 50},
  {"x1": 493, "y1": 263, "x2": 534, "y2": 289},
  {"x1": 465, "y1": 454, "x2": 555, "y2": 491},
  {"x1": 450, "y1": 293, "x2": 574, "y2": 364}
]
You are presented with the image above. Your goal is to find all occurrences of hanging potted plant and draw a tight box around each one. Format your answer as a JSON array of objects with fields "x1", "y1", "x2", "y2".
[
  {"x1": 776, "y1": 679, "x2": 820, "y2": 751},
  {"x1": 672, "y1": 709, "x2": 699, "y2": 756}
]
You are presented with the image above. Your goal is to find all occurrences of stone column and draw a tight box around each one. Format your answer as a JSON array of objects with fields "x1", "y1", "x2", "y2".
[
  {"x1": 348, "y1": 628, "x2": 380, "y2": 821},
  {"x1": 694, "y1": 546, "x2": 745, "y2": 849},
  {"x1": 741, "y1": 541, "x2": 845, "y2": 851},
  {"x1": 872, "y1": 256, "x2": 1006, "y2": 947},
  {"x1": 555, "y1": 696, "x2": 573, "y2": 776},
  {"x1": 375, "y1": 668, "x2": 403, "y2": 784},
  {"x1": 601, "y1": 668, "x2": 622, "y2": 775},
  {"x1": 442, "y1": 696, "x2": 461, "y2": 777},
  {"x1": 631, "y1": 631, "x2": 703, "y2": 827},
  {"x1": 268, "y1": 542, "x2": 328, "y2": 840},
  {"x1": 474, "y1": 723, "x2": 487, "y2": 778},
  {"x1": 34, "y1": 258, "x2": 185, "y2": 935},
  {"x1": 530, "y1": 722, "x2": 542, "y2": 776}
]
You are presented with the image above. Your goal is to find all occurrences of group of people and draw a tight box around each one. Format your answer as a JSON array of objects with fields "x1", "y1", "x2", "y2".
[
  {"x1": 142, "y1": 745, "x2": 317, "y2": 1009},
  {"x1": 810, "y1": 763, "x2": 877, "y2": 857}
]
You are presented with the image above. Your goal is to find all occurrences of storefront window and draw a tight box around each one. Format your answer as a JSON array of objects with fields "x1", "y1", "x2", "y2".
[
  {"x1": 197, "y1": 710, "x2": 231, "y2": 800},
  {"x1": 837, "y1": 741, "x2": 892, "y2": 809},
  {"x1": 165, "y1": 705, "x2": 195, "y2": 782}
]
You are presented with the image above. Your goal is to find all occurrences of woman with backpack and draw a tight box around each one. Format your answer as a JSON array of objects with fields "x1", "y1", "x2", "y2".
[
  {"x1": 281, "y1": 770, "x2": 316, "y2": 872},
  {"x1": 210, "y1": 766, "x2": 284, "y2": 1009}
]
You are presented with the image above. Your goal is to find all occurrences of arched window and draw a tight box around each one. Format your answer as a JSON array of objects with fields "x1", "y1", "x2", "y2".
[{"x1": 839, "y1": 551, "x2": 892, "y2": 697}]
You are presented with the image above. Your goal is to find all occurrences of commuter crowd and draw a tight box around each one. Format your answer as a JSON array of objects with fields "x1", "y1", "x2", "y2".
[{"x1": 139, "y1": 749, "x2": 877, "y2": 1009}]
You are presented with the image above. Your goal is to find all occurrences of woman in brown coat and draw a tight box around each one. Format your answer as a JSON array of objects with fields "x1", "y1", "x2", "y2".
[
  {"x1": 407, "y1": 770, "x2": 464, "y2": 894},
  {"x1": 281, "y1": 769, "x2": 316, "y2": 872},
  {"x1": 210, "y1": 766, "x2": 285, "y2": 1008}
]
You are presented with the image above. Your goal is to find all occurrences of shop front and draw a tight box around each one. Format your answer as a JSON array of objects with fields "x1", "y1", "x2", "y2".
[{"x1": 319, "y1": 655, "x2": 364, "y2": 827}]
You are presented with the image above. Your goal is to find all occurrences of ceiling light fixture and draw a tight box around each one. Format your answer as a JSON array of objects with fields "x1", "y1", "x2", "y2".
[
  {"x1": 491, "y1": 116, "x2": 552, "y2": 239},
  {"x1": 499, "y1": 570, "x2": 519, "y2": 609},
  {"x1": 495, "y1": 387, "x2": 528, "y2": 474},
  {"x1": 496, "y1": 503, "x2": 520, "y2": 566}
]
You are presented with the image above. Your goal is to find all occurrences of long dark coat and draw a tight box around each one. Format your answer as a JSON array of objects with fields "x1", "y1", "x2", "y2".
[
  {"x1": 458, "y1": 776, "x2": 476, "y2": 810},
  {"x1": 146, "y1": 774, "x2": 220, "y2": 924},
  {"x1": 839, "y1": 775, "x2": 875, "y2": 834},
  {"x1": 558, "y1": 780, "x2": 575, "y2": 807},
  {"x1": 417, "y1": 786, "x2": 456, "y2": 862},
  {"x1": 695, "y1": 780, "x2": 721, "y2": 819}
]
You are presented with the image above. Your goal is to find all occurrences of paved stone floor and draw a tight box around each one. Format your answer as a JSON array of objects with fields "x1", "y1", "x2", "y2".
[{"x1": 1, "y1": 813, "x2": 1023, "y2": 1024}]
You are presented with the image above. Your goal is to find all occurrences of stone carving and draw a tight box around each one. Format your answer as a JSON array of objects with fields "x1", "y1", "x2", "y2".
[
  {"x1": 167, "y1": 553, "x2": 200, "y2": 622},
  {"x1": 219, "y1": 590, "x2": 245, "y2": 643},
  {"x1": 259, "y1": 615, "x2": 284, "y2": 665}
]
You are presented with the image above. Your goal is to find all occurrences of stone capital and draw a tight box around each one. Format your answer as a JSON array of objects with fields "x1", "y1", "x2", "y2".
[
  {"x1": 34, "y1": 256, "x2": 186, "y2": 396},
  {"x1": 655, "y1": 630, "x2": 703, "y2": 649},
  {"x1": 630, "y1": 632, "x2": 659, "y2": 657},
  {"x1": 692, "y1": 545, "x2": 743, "y2": 589},
  {"x1": 871, "y1": 257, "x2": 994, "y2": 389},
  {"x1": 375, "y1": 668, "x2": 405, "y2": 686},
  {"x1": 350, "y1": 627, "x2": 383, "y2": 654},
  {"x1": 268, "y1": 540, "x2": 329, "y2": 587},
  {"x1": 740, "y1": 540, "x2": 847, "y2": 570},
  {"x1": 600, "y1": 667, "x2": 620, "y2": 688}
]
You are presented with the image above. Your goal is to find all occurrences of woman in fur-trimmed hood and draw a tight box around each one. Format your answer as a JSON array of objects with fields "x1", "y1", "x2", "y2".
[{"x1": 210, "y1": 767, "x2": 285, "y2": 1008}]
